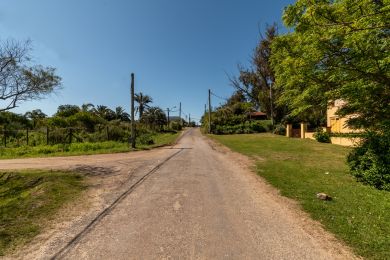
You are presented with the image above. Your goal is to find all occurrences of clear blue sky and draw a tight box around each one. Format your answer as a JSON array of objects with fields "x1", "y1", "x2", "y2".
[{"x1": 0, "y1": 0, "x2": 294, "y2": 122}]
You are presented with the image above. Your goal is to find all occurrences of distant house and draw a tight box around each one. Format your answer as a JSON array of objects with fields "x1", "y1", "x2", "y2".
[
  {"x1": 327, "y1": 99, "x2": 358, "y2": 133},
  {"x1": 248, "y1": 111, "x2": 268, "y2": 120},
  {"x1": 168, "y1": 116, "x2": 183, "y2": 122}
]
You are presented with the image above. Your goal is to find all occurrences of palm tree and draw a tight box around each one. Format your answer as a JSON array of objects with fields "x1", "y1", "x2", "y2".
[
  {"x1": 95, "y1": 105, "x2": 115, "y2": 121},
  {"x1": 134, "y1": 92, "x2": 153, "y2": 119},
  {"x1": 115, "y1": 106, "x2": 130, "y2": 121},
  {"x1": 81, "y1": 103, "x2": 95, "y2": 112},
  {"x1": 24, "y1": 109, "x2": 47, "y2": 128},
  {"x1": 140, "y1": 106, "x2": 166, "y2": 130}
]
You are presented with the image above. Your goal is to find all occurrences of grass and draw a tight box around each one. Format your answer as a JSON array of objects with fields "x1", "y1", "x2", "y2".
[
  {"x1": 0, "y1": 170, "x2": 85, "y2": 256},
  {"x1": 210, "y1": 133, "x2": 390, "y2": 260},
  {"x1": 0, "y1": 131, "x2": 180, "y2": 159}
]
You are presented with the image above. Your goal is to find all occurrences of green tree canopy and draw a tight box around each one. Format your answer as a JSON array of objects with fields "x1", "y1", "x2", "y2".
[
  {"x1": 55, "y1": 105, "x2": 81, "y2": 117},
  {"x1": 135, "y1": 92, "x2": 153, "y2": 119},
  {"x1": 271, "y1": 0, "x2": 389, "y2": 129},
  {"x1": 140, "y1": 106, "x2": 167, "y2": 130},
  {"x1": 230, "y1": 24, "x2": 288, "y2": 123}
]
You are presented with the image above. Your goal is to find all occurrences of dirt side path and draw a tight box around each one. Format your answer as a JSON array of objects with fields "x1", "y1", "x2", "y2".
[
  {"x1": 1, "y1": 142, "x2": 181, "y2": 259},
  {"x1": 44, "y1": 128, "x2": 356, "y2": 260}
]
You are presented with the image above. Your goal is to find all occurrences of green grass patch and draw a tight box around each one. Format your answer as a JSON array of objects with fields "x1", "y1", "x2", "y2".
[
  {"x1": 210, "y1": 133, "x2": 390, "y2": 260},
  {"x1": 0, "y1": 170, "x2": 85, "y2": 256},
  {"x1": 0, "y1": 132, "x2": 181, "y2": 159}
]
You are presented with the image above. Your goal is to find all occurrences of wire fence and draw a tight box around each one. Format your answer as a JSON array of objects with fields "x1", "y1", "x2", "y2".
[{"x1": 0, "y1": 125, "x2": 134, "y2": 148}]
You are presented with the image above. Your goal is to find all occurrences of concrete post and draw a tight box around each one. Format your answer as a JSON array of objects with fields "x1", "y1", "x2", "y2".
[
  {"x1": 286, "y1": 124, "x2": 292, "y2": 137},
  {"x1": 323, "y1": 127, "x2": 331, "y2": 133},
  {"x1": 301, "y1": 123, "x2": 307, "y2": 139}
]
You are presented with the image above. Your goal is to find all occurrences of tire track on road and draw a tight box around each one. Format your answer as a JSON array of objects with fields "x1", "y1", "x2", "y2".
[{"x1": 51, "y1": 148, "x2": 184, "y2": 260}]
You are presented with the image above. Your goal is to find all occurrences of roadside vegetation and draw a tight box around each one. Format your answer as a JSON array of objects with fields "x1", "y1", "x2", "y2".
[
  {"x1": 211, "y1": 134, "x2": 390, "y2": 260},
  {"x1": 0, "y1": 131, "x2": 179, "y2": 159},
  {"x1": 202, "y1": 0, "x2": 389, "y2": 191},
  {"x1": 0, "y1": 97, "x2": 183, "y2": 159},
  {"x1": 0, "y1": 170, "x2": 85, "y2": 256}
]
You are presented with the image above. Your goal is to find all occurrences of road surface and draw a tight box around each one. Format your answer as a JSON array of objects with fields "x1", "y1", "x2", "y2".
[{"x1": 1, "y1": 128, "x2": 356, "y2": 259}]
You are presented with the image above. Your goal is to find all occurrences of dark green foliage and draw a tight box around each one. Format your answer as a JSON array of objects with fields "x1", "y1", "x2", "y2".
[
  {"x1": 138, "y1": 133, "x2": 155, "y2": 145},
  {"x1": 214, "y1": 121, "x2": 271, "y2": 135},
  {"x1": 272, "y1": 0, "x2": 389, "y2": 131},
  {"x1": 67, "y1": 112, "x2": 104, "y2": 132},
  {"x1": 347, "y1": 129, "x2": 390, "y2": 191},
  {"x1": 314, "y1": 128, "x2": 331, "y2": 143},
  {"x1": 230, "y1": 25, "x2": 288, "y2": 124},
  {"x1": 169, "y1": 121, "x2": 182, "y2": 131},
  {"x1": 273, "y1": 124, "x2": 286, "y2": 136},
  {"x1": 55, "y1": 105, "x2": 81, "y2": 117},
  {"x1": 134, "y1": 92, "x2": 153, "y2": 118},
  {"x1": 140, "y1": 107, "x2": 167, "y2": 130}
]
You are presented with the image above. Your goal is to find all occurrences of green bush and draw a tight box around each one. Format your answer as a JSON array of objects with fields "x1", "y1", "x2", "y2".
[
  {"x1": 213, "y1": 121, "x2": 271, "y2": 135},
  {"x1": 273, "y1": 124, "x2": 286, "y2": 136},
  {"x1": 170, "y1": 121, "x2": 182, "y2": 131},
  {"x1": 347, "y1": 130, "x2": 390, "y2": 191},
  {"x1": 313, "y1": 128, "x2": 331, "y2": 143},
  {"x1": 138, "y1": 133, "x2": 155, "y2": 145}
]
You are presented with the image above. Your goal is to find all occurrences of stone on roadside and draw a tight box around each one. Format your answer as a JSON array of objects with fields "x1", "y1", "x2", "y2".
[{"x1": 316, "y1": 192, "x2": 332, "y2": 201}]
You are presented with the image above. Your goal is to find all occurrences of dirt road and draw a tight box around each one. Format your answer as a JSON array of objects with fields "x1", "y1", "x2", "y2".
[{"x1": 1, "y1": 128, "x2": 356, "y2": 259}]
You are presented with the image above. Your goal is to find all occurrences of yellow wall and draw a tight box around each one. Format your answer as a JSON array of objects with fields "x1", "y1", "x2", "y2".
[{"x1": 327, "y1": 100, "x2": 359, "y2": 133}]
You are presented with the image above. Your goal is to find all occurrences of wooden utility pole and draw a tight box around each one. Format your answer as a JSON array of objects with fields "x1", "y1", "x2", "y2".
[
  {"x1": 130, "y1": 73, "x2": 136, "y2": 148},
  {"x1": 179, "y1": 102, "x2": 182, "y2": 126},
  {"x1": 189, "y1": 114, "x2": 191, "y2": 126},
  {"x1": 167, "y1": 108, "x2": 170, "y2": 127},
  {"x1": 46, "y1": 127, "x2": 49, "y2": 145},
  {"x1": 208, "y1": 89, "x2": 212, "y2": 133},
  {"x1": 270, "y1": 84, "x2": 274, "y2": 127}
]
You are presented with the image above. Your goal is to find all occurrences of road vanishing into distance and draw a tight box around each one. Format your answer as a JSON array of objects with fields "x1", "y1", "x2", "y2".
[{"x1": 2, "y1": 128, "x2": 356, "y2": 260}]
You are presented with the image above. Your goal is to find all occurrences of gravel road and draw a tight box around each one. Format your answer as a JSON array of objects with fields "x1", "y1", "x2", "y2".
[{"x1": 1, "y1": 128, "x2": 357, "y2": 260}]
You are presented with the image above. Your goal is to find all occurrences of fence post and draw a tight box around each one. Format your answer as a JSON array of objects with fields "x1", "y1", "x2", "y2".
[
  {"x1": 69, "y1": 128, "x2": 73, "y2": 144},
  {"x1": 26, "y1": 129, "x2": 29, "y2": 146},
  {"x1": 3, "y1": 128, "x2": 6, "y2": 147},
  {"x1": 300, "y1": 122, "x2": 307, "y2": 139},
  {"x1": 46, "y1": 127, "x2": 50, "y2": 145},
  {"x1": 286, "y1": 124, "x2": 292, "y2": 138}
]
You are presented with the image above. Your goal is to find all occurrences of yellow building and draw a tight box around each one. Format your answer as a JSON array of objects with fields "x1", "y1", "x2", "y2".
[{"x1": 327, "y1": 99, "x2": 359, "y2": 133}]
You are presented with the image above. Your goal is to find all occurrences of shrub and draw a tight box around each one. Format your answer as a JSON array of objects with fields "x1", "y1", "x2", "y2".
[
  {"x1": 347, "y1": 130, "x2": 390, "y2": 191},
  {"x1": 313, "y1": 128, "x2": 331, "y2": 143},
  {"x1": 170, "y1": 121, "x2": 182, "y2": 131},
  {"x1": 138, "y1": 133, "x2": 155, "y2": 145},
  {"x1": 273, "y1": 124, "x2": 286, "y2": 136},
  {"x1": 212, "y1": 121, "x2": 271, "y2": 135}
]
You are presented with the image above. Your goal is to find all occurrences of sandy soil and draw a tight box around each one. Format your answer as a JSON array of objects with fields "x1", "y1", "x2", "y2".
[{"x1": 1, "y1": 128, "x2": 359, "y2": 259}]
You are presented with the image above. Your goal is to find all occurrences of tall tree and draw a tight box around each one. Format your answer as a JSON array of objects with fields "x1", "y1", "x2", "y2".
[
  {"x1": 134, "y1": 92, "x2": 153, "y2": 118},
  {"x1": 114, "y1": 106, "x2": 130, "y2": 121},
  {"x1": 81, "y1": 103, "x2": 95, "y2": 112},
  {"x1": 271, "y1": 0, "x2": 389, "y2": 130},
  {"x1": 140, "y1": 106, "x2": 166, "y2": 130},
  {"x1": 0, "y1": 39, "x2": 61, "y2": 111},
  {"x1": 95, "y1": 105, "x2": 115, "y2": 121},
  {"x1": 230, "y1": 24, "x2": 288, "y2": 123},
  {"x1": 55, "y1": 104, "x2": 80, "y2": 117},
  {"x1": 24, "y1": 109, "x2": 47, "y2": 128}
]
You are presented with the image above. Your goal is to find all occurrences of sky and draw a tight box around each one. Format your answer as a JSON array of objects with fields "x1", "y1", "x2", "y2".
[{"x1": 0, "y1": 0, "x2": 294, "y2": 123}]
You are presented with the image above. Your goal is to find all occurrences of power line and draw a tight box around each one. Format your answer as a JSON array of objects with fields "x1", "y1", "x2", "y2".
[{"x1": 210, "y1": 91, "x2": 229, "y2": 102}]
